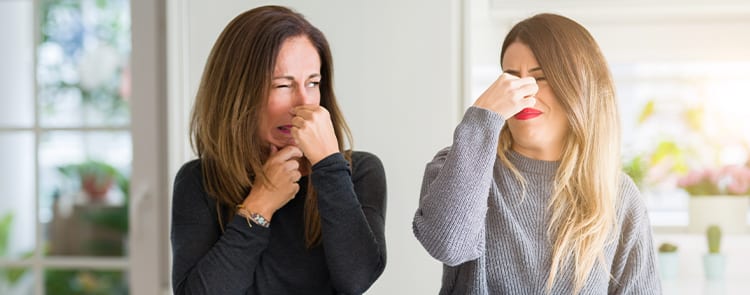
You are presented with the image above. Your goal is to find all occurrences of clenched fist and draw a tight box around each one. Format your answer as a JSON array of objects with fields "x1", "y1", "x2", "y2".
[
  {"x1": 242, "y1": 145, "x2": 303, "y2": 220},
  {"x1": 473, "y1": 73, "x2": 538, "y2": 119},
  {"x1": 290, "y1": 105, "x2": 340, "y2": 165}
]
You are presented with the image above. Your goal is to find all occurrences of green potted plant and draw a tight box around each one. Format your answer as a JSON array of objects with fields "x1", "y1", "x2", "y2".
[
  {"x1": 703, "y1": 225, "x2": 725, "y2": 280},
  {"x1": 0, "y1": 212, "x2": 32, "y2": 293},
  {"x1": 57, "y1": 160, "x2": 120, "y2": 202},
  {"x1": 657, "y1": 242, "x2": 679, "y2": 281},
  {"x1": 54, "y1": 160, "x2": 129, "y2": 256},
  {"x1": 623, "y1": 155, "x2": 647, "y2": 189}
]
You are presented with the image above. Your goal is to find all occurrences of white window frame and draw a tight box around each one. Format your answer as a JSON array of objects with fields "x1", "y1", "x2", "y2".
[
  {"x1": 0, "y1": 0, "x2": 168, "y2": 293},
  {"x1": 129, "y1": 0, "x2": 169, "y2": 294}
]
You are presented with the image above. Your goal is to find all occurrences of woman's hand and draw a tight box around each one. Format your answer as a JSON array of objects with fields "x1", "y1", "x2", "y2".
[
  {"x1": 473, "y1": 73, "x2": 538, "y2": 119},
  {"x1": 243, "y1": 145, "x2": 303, "y2": 219},
  {"x1": 290, "y1": 105, "x2": 340, "y2": 165}
]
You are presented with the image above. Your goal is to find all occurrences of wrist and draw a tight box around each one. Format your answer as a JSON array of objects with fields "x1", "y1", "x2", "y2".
[
  {"x1": 243, "y1": 190, "x2": 276, "y2": 221},
  {"x1": 309, "y1": 150, "x2": 338, "y2": 166},
  {"x1": 236, "y1": 205, "x2": 270, "y2": 228}
]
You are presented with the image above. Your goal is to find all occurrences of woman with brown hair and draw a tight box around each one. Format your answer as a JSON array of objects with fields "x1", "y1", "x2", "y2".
[
  {"x1": 413, "y1": 14, "x2": 660, "y2": 294},
  {"x1": 171, "y1": 6, "x2": 386, "y2": 294}
]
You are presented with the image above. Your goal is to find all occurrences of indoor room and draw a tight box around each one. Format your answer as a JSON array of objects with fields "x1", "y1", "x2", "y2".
[{"x1": 1, "y1": 0, "x2": 748, "y2": 294}]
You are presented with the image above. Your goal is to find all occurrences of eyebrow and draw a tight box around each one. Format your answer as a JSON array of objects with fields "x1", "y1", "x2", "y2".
[
  {"x1": 272, "y1": 73, "x2": 321, "y2": 80},
  {"x1": 504, "y1": 67, "x2": 543, "y2": 76}
]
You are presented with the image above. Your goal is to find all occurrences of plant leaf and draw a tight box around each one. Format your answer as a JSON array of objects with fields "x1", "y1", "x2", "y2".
[{"x1": 638, "y1": 100, "x2": 656, "y2": 124}]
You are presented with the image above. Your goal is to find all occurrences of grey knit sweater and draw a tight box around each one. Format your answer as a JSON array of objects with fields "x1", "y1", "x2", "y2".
[{"x1": 413, "y1": 107, "x2": 661, "y2": 294}]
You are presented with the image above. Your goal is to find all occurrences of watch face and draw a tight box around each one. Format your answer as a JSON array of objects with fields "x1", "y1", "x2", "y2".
[{"x1": 251, "y1": 213, "x2": 270, "y2": 227}]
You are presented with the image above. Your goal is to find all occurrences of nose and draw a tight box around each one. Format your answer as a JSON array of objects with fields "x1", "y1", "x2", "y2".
[{"x1": 293, "y1": 85, "x2": 316, "y2": 106}]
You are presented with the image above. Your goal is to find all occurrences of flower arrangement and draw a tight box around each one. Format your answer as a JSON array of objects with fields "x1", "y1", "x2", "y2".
[{"x1": 677, "y1": 165, "x2": 750, "y2": 196}]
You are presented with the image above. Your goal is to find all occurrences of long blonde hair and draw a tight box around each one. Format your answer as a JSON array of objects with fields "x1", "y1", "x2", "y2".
[
  {"x1": 190, "y1": 6, "x2": 352, "y2": 247},
  {"x1": 498, "y1": 13, "x2": 621, "y2": 293}
]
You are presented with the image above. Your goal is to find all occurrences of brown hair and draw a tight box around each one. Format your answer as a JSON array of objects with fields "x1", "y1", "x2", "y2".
[
  {"x1": 190, "y1": 5, "x2": 352, "y2": 247},
  {"x1": 498, "y1": 14, "x2": 621, "y2": 294}
]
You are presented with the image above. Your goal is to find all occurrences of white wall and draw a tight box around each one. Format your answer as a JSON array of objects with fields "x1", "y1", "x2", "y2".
[{"x1": 167, "y1": 0, "x2": 464, "y2": 293}]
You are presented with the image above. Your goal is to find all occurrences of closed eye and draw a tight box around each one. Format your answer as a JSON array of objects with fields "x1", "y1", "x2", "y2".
[{"x1": 535, "y1": 77, "x2": 547, "y2": 82}]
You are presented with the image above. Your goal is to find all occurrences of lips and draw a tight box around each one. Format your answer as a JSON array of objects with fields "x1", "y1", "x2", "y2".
[
  {"x1": 277, "y1": 125, "x2": 293, "y2": 134},
  {"x1": 514, "y1": 108, "x2": 542, "y2": 120}
]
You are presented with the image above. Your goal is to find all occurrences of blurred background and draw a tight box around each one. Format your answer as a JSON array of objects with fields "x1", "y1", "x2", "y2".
[{"x1": 0, "y1": 0, "x2": 748, "y2": 294}]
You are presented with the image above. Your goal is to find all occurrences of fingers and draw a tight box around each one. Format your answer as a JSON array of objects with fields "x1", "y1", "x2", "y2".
[
  {"x1": 291, "y1": 116, "x2": 306, "y2": 129},
  {"x1": 501, "y1": 76, "x2": 537, "y2": 102},
  {"x1": 291, "y1": 105, "x2": 328, "y2": 120},
  {"x1": 261, "y1": 145, "x2": 302, "y2": 192},
  {"x1": 508, "y1": 76, "x2": 536, "y2": 87},
  {"x1": 290, "y1": 106, "x2": 324, "y2": 131},
  {"x1": 500, "y1": 72, "x2": 519, "y2": 80},
  {"x1": 515, "y1": 78, "x2": 539, "y2": 96},
  {"x1": 517, "y1": 82, "x2": 539, "y2": 98},
  {"x1": 276, "y1": 145, "x2": 303, "y2": 160},
  {"x1": 283, "y1": 158, "x2": 300, "y2": 172},
  {"x1": 289, "y1": 170, "x2": 302, "y2": 183},
  {"x1": 291, "y1": 183, "x2": 300, "y2": 195},
  {"x1": 520, "y1": 96, "x2": 537, "y2": 108},
  {"x1": 474, "y1": 72, "x2": 543, "y2": 118}
]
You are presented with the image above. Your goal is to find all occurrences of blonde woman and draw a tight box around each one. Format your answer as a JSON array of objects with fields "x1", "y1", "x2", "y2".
[
  {"x1": 171, "y1": 6, "x2": 386, "y2": 295},
  {"x1": 413, "y1": 14, "x2": 660, "y2": 294}
]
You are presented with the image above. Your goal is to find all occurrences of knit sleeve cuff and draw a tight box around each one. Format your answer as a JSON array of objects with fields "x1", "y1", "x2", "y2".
[{"x1": 463, "y1": 106, "x2": 505, "y2": 129}]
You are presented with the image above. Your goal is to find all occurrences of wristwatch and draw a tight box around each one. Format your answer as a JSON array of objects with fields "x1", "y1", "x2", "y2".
[
  {"x1": 248, "y1": 212, "x2": 269, "y2": 228},
  {"x1": 236, "y1": 204, "x2": 270, "y2": 228}
]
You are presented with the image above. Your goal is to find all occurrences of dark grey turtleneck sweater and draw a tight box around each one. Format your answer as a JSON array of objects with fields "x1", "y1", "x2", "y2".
[
  {"x1": 171, "y1": 152, "x2": 386, "y2": 295},
  {"x1": 413, "y1": 107, "x2": 661, "y2": 294}
]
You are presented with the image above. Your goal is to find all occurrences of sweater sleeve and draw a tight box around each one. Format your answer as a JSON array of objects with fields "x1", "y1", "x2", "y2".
[
  {"x1": 412, "y1": 106, "x2": 505, "y2": 266},
  {"x1": 608, "y1": 177, "x2": 662, "y2": 295},
  {"x1": 170, "y1": 161, "x2": 271, "y2": 295},
  {"x1": 311, "y1": 151, "x2": 387, "y2": 294}
]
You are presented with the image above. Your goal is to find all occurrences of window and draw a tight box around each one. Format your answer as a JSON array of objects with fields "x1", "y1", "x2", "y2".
[
  {"x1": 467, "y1": 0, "x2": 750, "y2": 229},
  {"x1": 615, "y1": 62, "x2": 750, "y2": 226},
  {"x1": 0, "y1": 0, "x2": 131, "y2": 293}
]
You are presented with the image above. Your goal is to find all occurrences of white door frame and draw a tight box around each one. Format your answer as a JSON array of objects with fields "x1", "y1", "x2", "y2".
[{"x1": 129, "y1": 0, "x2": 170, "y2": 293}]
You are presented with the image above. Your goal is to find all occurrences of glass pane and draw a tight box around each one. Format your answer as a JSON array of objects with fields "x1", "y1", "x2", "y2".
[
  {"x1": 0, "y1": 0, "x2": 34, "y2": 127},
  {"x1": 0, "y1": 133, "x2": 35, "y2": 259},
  {"x1": 39, "y1": 131, "x2": 130, "y2": 256},
  {"x1": 0, "y1": 268, "x2": 34, "y2": 295},
  {"x1": 38, "y1": 0, "x2": 131, "y2": 128},
  {"x1": 614, "y1": 62, "x2": 750, "y2": 227},
  {"x1": 45, "y1": 269, "x2": 127, "y2": 295}
]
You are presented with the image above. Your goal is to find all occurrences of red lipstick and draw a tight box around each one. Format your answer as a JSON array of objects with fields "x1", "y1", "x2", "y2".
[{"x1": 514, "y1": 108, "x2": 542, "y2": 120}]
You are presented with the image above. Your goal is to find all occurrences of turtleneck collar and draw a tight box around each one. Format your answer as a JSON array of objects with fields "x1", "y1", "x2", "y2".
[{"x1": 504, "y1": 149, "x2": 560, "y2": 176}]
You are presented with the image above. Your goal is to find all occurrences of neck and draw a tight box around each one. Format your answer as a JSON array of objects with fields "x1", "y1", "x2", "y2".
[{"x1": 504, "y1": 142, "x2": 562, "y2": 161}]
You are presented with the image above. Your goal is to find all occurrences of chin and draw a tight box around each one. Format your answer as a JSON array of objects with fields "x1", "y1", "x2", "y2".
[{"x1": 271, "y1": 140, "x2": 296, "y2": 148}]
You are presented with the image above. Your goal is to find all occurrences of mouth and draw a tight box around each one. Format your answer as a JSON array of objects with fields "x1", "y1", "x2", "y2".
[
  {"x1": 514, "y1": 108, "x2": 543, "y2": 120},
  {"x1": 277, "y1": 125, "x2": 293, "y2": 134}
]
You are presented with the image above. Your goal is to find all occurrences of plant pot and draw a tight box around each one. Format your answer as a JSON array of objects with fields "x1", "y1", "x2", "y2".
[
  {"x1": 81, "y1": 176, "x2": 113, "y2": 202},
  {"x1": 703, "y1": 253, "x2": 725, "y2": 280},
  {"x1": 689, "y1": 195, "x2": 749, "y2": 234},
  {"x1": 657, "y1": 252, "x2": 679, "y2": 280}
]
